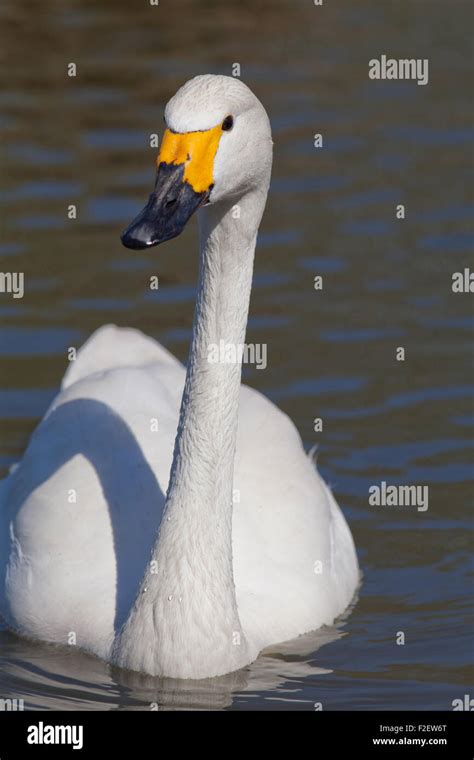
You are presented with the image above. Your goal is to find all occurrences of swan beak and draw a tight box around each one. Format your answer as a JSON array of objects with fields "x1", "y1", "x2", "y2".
[{"x1": 121, "y1": 125, "x2": 222, "y2": 250}]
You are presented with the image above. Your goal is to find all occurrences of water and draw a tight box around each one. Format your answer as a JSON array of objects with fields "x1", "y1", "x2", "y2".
[{"x1": 0, "y1": 0, "x2": 472, "y2": 710}]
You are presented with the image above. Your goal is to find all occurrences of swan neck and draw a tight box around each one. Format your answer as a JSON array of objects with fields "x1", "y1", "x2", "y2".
[
  {"x1": 164, "y1": 201, "x2": 257, "y2": 528},
  {"x1": 115, "y1": 191, "x2": 265, "y2": 678}
]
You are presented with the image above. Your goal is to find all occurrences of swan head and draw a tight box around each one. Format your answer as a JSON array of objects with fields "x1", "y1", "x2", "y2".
[{"x1": 121, "y1": 74, "x2": 272, "y2": 249}]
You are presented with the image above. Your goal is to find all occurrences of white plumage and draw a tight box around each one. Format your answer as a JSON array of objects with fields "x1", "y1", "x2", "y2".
[{"x1": 0, "y1": 75, "x2": 358, "y2": 679}]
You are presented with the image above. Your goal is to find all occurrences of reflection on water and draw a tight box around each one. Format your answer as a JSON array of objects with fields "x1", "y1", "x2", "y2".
[
  {"x1": 0, "y1": 0, "x2": 473, "y2": 709},
  {"x1": 0, "y1": 626, "x2": 342, "y2": 711}
]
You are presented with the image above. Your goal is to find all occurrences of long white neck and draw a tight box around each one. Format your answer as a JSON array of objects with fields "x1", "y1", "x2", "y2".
[{"x1": 114, "y1": 188, "x2": 267, "y2": 679}]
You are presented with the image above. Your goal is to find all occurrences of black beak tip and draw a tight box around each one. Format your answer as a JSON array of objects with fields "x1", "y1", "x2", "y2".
[
  {"x1": 120, "y1": 164, "x2": 210, "y2": 251},
  {"x1": 120, "y1": 228, "x2": 156, "y2": 250}
]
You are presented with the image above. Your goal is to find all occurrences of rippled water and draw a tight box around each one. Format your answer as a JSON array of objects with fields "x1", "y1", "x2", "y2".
[{"x1": 0, "y1": 0, "x2": 472, "y2": 710}]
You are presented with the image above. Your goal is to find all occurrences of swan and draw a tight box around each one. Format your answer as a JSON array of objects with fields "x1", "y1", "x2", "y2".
[{"x1": 0, "y1": 75, "x2": 359, "y2": 679}]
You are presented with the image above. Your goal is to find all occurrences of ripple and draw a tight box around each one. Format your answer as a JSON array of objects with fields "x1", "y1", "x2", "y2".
[
  {"x1": 332, "y1": 439, "x2": 473, "y2": 471},
  {"x1": 320, "y1": 327, "x2": 403, "y2": 342},
  {"x1": 6, "y1": 144, "x2": 74, "y2": 166},
  {"x1": 108, "y1": 257, "x2": 151, "y2": 272},
  {"x1": 0, "y1": 327, "x2": 83, "y2": 356},
  {"x1": 330, "y1": 188, "x2": 399, "y2": 210},
  {"x1": 383, "y1": 126, "x2": 474, "y2": 146},
  {"x1": 12, "y1": 214, "x2": 67, "y2": 230},
  {"x1": 69, "y1": 297, "x2": 133, "y2": 311},
  {"x1": 325, "y1": 385, "x2": 473, "y2": 420},
  {"x1": 0, "y1": 243, "x2": 25, "y2": 257},
  {"x1": 419, "y1": 232, "x2": 474, "y2": 252},
  {"x1": 258, "y1": 230, "x2": 301, "y2": 248},
  {"x1": 0, "y1": 389, "x2": 56, "y2": 418},
  {"x1": 86, "y1": 197, "x2": 141, "y2": 223},
  {"x1": 269, "y1": 376, "x2": 367, "y2": 400},
  {"x1": 83, "y1": 129, "x2": 148, "y2": 150},
  {"x1": 341, "y1": 220, "x2": 395, "y2": 236},
  {"x1": 298, "y1": 256, "x2": 346, "y2": 273},
  {"x1": 247, "y1": 315, "x2": 290, "y2": 329},
  {"x1": 4, "y1": 181, "x2": 82, "y2": 202},
  {"x1": 272, "y1": 175, "x2": 348, "y2": 194},
  {"x1": 144, "y1": 284, "x2": 196, "y2": 304}
]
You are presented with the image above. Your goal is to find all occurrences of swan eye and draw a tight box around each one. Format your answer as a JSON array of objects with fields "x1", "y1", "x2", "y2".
[{"x1": 222, "y1": 115, "x2": 234, "y2": 131}]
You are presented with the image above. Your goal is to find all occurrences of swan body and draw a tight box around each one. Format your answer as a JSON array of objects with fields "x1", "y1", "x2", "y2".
[{"x1": 0, "y1": 75, "x2": 358, "y2": 679}]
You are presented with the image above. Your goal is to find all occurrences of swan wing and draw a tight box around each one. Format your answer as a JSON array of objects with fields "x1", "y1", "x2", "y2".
[
  {"x1": 62, "y1": 323, "x2": 182, "y2": 390},
  {"x1": 233, "y1": 384, "x2": 358, "y2": 651},
  {"x1": 0, "y1": 329, "x2": 185, "y2": 656}
]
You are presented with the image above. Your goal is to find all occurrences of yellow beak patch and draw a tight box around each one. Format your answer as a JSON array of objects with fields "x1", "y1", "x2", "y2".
[{"x1": 157, "y1": 125, "x2": 223, "y2": 194}]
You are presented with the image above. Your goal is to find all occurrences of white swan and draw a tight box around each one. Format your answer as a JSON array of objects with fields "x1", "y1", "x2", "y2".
[{"x1": 0, "y1": 75, "x2": 358, "y2": 679}]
